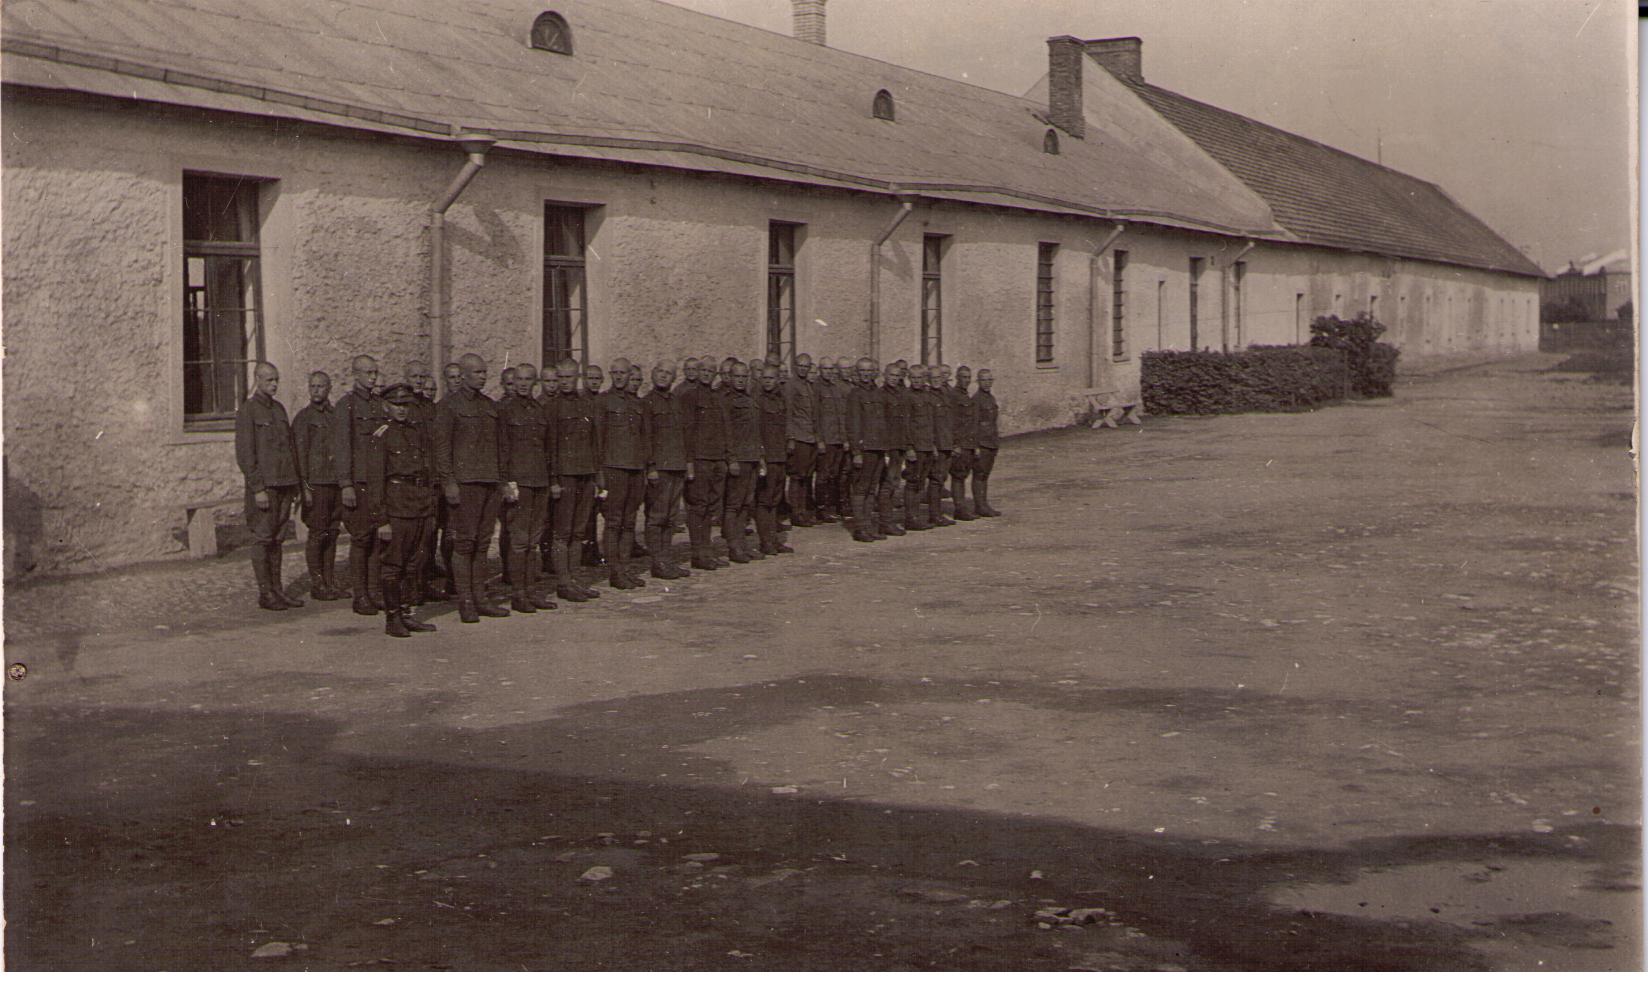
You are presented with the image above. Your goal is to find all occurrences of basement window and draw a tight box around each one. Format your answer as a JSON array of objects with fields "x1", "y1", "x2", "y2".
[
  {"x1": 530, "y1": 11, "x2": 573, "y2": 54},
  {"x1": 872, "y1": 89, "x2": 895, "y2": 121},
  {"x1": 1043, "y1": 129, "x2": 1060, "y2": 154}
]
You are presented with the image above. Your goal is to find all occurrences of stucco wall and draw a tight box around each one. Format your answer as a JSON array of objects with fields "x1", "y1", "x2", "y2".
[{"x1": 1, "y1": 90, "x2": 1541, "y2": 577}]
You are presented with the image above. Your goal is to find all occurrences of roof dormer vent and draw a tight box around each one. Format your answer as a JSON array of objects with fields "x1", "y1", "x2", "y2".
[
  {"x1": 872, "y1": 89, "x2": 895, "y2": 121},
  {"x1": 530, "y1": 11, "x2": 573, "y2": 54}
]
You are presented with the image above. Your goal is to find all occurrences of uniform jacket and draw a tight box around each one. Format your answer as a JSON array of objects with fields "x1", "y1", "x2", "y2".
[
  {"x1": 498, "y1": 394, "x2": 552, "y2": 488},
  {"x1": 595, "y1": 387, "x2": 647, "y2": 470},
  {"x1": 434, "y1": 385, "x2": 501, "y2": 484},
  {"x1": 334, "y1": 386, "x2": 387, "y2": 484},
  {"x1": 882, "y1": 384, "x2": 912, "y2": 452},
  {"x1": 292, "y1": 399, "x2": 338, "y2": 486},
  {"x1": 758, "y1": 387, "x2": 789, "y2": 462},
  {"x1": 546, "y1": 389, "x2": 598, "y2": 477},
  {"x1": 948, "y1": 386, "x2": 979, "y2": 448},
  {"x1": 906, "y1": 386, "x2": 937, "y2": 452},
  {"x1": 680, "y1": 383, "x2": 729, "y2": 461},
  {"x1": 643, "y1": 387, "x2": 689, "y2": 472},
  {"x1": 784, "y1": 377, "x2": 818, "y2": 444},
  {"x1": 973, "y1": 390, "x2": 1000, "y2": 449},
  {"x1": 846, "y1": 382, "x2": 890, "y2": 452},
  {"x1": 369, "y1": 419, "x2": 435, "y2": 521},
  {"x1": 930, "y1": 387, "x2": 955, "y2": 451},
  {"x1": 723, "y1": 387, "x2": 763, "y2": 462},
  {"x1": 235, "y1": 392, "x2": 300, "y2": 492},
  {"x1": 814, "y1": 379, "x2": 848, "y2": 445}
]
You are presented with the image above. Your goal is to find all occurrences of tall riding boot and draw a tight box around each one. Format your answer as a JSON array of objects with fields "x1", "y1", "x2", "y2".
[
  {"x1": 366, "y1": 543, "x2": 385, "y2": 607},
  {"x1": 319, "y1": 532, "x2": 340, "y2": 597},
  {"x1": 382, "y1": 581, "x2": 410, "y2": 637},
  {"x1": 509, "y1": 551, "x2": 538, "y2": 612},
  {"x1": 522, "y1": 548, "x2": 556, "y2": 609},
  {"x1": 269, "y1": 544, "x2": 305, "y2": 607},
  {"x1": 974, "y1": 476, "x2": 1001, "y2": 517},
  {"x1": 904, "y1": 485, "x2": 931, "y2": 530},
  {"x1": 351, "y1": 540, "x2": 379, "y2": 614},
  {"x1": 452, "y1": 554, "x2": 479, "y2": 622},
  {"x1": 605, "y1": 526, "x2": 630, "y2": 588},
  {"x1": 688, "y1": 515, "x2": 717, "y2": 570},
  {"x1": 788, "y1": 477, "x2": 815, "y2": 526},
  {"x1": 928, "y1": 482, "x2": 955, "y2": 527},
  {"x1": 440, "y1": 532, "x2": 456, "y2": 594},
  {"x1": 724, "y1": 509, "x2": 751, "y2": 562},
  {"x1": 554, "y1": 543, "x2": 595, "y2": 602},
  {"x1": 877, "y1": 484, "x2": 904, "y2": 536},
  {"x1": 253, "y1": 550, "x2": 286, "y2": 610},
  {"x1": 306, "y1": 533, "x2": 328, "y2": 600},
  {"x1": 472, "y1": 551, "x2": 509, "y2": 617},
  {"x1": 952, "y1": 474, "x2": 977, "y2": 520},
  {"x1": 619, "y1": 525, "x2": 644, "y2": 584}
]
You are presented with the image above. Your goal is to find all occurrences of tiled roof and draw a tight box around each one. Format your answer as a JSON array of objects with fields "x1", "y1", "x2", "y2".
[
  {"x1": 1117, "y1": 78, "x2": 1543, "y2": 276},
  {"x1": 0, "y1": 0, "x2": 1282, "y2": 237}
]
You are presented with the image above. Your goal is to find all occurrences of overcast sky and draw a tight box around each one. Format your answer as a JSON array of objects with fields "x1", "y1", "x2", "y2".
[{"x1": 665, "y1": 0, "x2": 1635, "y2": 275}]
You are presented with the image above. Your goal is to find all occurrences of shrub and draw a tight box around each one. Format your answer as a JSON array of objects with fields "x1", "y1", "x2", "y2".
[
  {"x1": 1309, "y1": 313, "x2": 1399, "y2": 397},
  {"x1": 1141, "y1": 345, "x2": 1349, "y2": 415}
]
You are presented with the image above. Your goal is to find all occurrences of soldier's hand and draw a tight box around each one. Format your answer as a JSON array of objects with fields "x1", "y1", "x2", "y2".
[
  {"x1": 254, "y1": 490, "x2": 270, "y2": 511},
  {"x1": 595, "y1": 472, "x2": 606, "y2": 492},
  {"x1": 341, "y1": 486, "x2": 357, "y2": 509},
  {"x1": 504, "y1": 481, "x2": 520, "y2": 503},
  {"x1": 758, "y1": 462, "x2": 768, "y2": 479},
  {"x1": 376, "y1": 524, "x2": 393, "y2": 543},
  {"x1": 685, "y1": 462, "x2": 696, "y2": 481},
  {"x1": 906, "y1": 450, "x2": 916, "y2": 463},
  {"x1": 853, "y1": 452, "x2": 863, "y2": 468},
  {"x1": 301, "y1": 486, "x2": 312, "y2": 509},
  {"x1": 550, "y1": 483, "x2": 563, "y2": 500},
  {"x1": 728, "y1": 461, "x2": 741, "y2": 477},
  {"x1": 646, "y1": 468, "x2": 659, "y2": 483},
  {"x1": 443, "y1": 480, "x2": 461, "y2": 507}
]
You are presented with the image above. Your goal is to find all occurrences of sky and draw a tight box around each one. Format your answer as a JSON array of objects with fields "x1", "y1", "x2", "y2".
[{"x1": 664, "y1": 0, "x2": 1636, "y2": 275}]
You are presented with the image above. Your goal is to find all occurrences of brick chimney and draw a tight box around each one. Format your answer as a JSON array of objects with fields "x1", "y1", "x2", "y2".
[
  {"x1": 1084, "y1": 36, "x2": 1143, "y2": 83},
  {"x1": 792, "y1": 0, "x2": 826, "y2": 46},
  {"x1": 1046, "y1": 35, "x2": 1086, "y2": 138}
]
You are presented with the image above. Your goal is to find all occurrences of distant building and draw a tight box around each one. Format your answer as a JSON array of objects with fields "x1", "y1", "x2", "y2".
[
  {"x1": 1542, "y1": 259, "x2": 1632, "y2": 321},
  {"x1": 2, "y1": 0, "x2": 1543, "y2": 575}
]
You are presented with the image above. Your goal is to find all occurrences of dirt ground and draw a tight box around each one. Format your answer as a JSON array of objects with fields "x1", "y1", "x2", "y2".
[{"x1": 2, "y1": 354, "x2": 1639, "y2": 970}]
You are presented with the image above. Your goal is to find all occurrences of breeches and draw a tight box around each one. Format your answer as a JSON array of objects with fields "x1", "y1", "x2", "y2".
[{"x1": 245, "y1": 484, "x2": 297, "y2": 546}]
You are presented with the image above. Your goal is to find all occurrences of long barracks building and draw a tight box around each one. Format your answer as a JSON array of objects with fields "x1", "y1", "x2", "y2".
[{"x1": 1, "y1": 0, "x2": 1542, "y2": 577}]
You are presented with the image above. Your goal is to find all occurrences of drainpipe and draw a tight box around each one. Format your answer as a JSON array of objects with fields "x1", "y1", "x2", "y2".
[
  {"x1": 869, "y1": 192, "x2": 915, "y2": 360},
  {"x1": 1086, "y1": 223, "x2": 1126, "y2": 388},
  {"x1": 1220, "y1": 240, "x2": 1255, "y2": 351},
  {"x1": 430, "y1": 133, "x2": 498, "y2": 392}
]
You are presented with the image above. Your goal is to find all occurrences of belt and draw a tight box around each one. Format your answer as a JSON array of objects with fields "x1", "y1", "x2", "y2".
[{"x1": 388, "y1": 476, "x2": 429, "y2": 487}]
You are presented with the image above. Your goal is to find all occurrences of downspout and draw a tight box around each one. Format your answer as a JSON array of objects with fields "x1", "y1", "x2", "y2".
[
  {"x1": 1086, "y1": 224, "x2": 1126, "y2": 388},
  {"x1": 869, "y1": 192, "x2": 915, "y2": 360},
  {"x1": 1220, "y1": 240, "x2": 1256, "y2": 351},
  {"x1": 430, "y1": 133, "x2": 498, "y2": 392}
]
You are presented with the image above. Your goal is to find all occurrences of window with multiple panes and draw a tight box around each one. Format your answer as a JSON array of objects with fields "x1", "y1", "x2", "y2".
[
  {"x1": 183, "y1": 173, "x2": 265, "y2": 426},
  {"x1": 1232, "y1": 260, "x2": 1246, "y2": 347},
  {"x1": 1035, "y1": 243, "x2": 1057, "y2": 363},
  {"x1": 1156, "y1": 278, "x2": 1166, "y2": 350},
  {"x1": 543, "y1": 203, "x2": 589, "y2": 364},
  {"x1": 1188, "y1": 257, "x2": 1204, "y2": 350},
  {"x1": 767, "y1": 222, "x2": 798, "y2": 359},
  {"x1": 1111, "y1": 249, "x2": 1128, "y2": 359},
  {"x1": 921, "y1": 234, "x2": 945, "y2": 364}
]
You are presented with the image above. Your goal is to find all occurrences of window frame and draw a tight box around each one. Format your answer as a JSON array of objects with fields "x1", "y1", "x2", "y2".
[
  {"x1": 921, "y1": 233, "x2": 946, "y2": 365},
  {"x1": 542, "y1": 201, "x2": 591, "y2": 366},
  {"x1": 872, "y1": 89, "x2": 896, "y2": 121},
  {"x1": 181, "y1": 171, "x2": 266, "y2": 431},
  {"x1": 1232, "y1": 260, "x2": 1247, "y2": 348},
  {"x1": 1110, "y1": 249, "x2": 1129, "y2": 360},
  {"x1": 766, "y1": 221, "x2": 799, "y2": 360},
  {"x1": 1188, "y1": 256, "x2": 1204, "y2": 351},
  {"x1": 1035, "y1": 242, "x2": 1058, "y2": 364},
  {"x1": 530, "y1": 11, "x2": 573, "y2": 54}
]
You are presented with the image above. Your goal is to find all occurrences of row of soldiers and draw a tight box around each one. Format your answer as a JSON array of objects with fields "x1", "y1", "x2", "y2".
[{"x1": 235, "y1": 351, "x2": 1003, "y2": 636}]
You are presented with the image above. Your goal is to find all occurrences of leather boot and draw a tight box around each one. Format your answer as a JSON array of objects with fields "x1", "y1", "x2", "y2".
[
  {"x1": 350, "y1": 541, "x2": 379, "y2": 614},
  {"x1": 253, "y1": 550, "x2": 287, "y2": 610},
  {"x1": 974, "y1": 476, "x2": 1001, "y2": 517},
  {"x1": 453, "y1": 554, "x2": 479, "y2": 622},
  {"x1": 398, "y1": 582, "x2": 437, "y2": 632},
  {"x1": 306, "y1": 534, "x2": 331, "y2": 600},
  {"x1": 321, "y1": 532, "x2": 345, "y2": 598},
  {"x1": 383, "y1": 581, "x2": 411, "y2": 637},
  {"x1": 366, "y1": 545, "x2": 385, "y2": 608},
  {"x1": 877, "y1": 484, "x2": 906, "y2": 536},
  {"x1": 509, "y1": 552, "x2": 538, "y2": 612},
  {"x1": 523, "y1": 551, "x2": 557, "y2": 609},
  {"x1": 440, "y1": 532, "x2": 456, "y2": 593},
  {"x1": 472, "y1": 553, "x2": 509, "y2": 618},
  {"x1": 952, "y1": 475, "x2": 978, "y2": 520},
  {"x1": 904, "y1": 486, "x2": 932, "y2": 530},
  {"x1": 268, "y1": 544, "x2": 306, "y2": 607},
  {"x1": 928, "y1": 483, "x2": 956, "y2": 527},
  {"x1": 554, "y1": 543, "x2": 595, "y2": 602}
]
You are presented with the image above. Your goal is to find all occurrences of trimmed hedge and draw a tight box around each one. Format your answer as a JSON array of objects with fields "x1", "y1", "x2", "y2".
[
  {"x1": 1141, "y1": 345, "x2": 1349, "y2": 415},
  {"x1": 1309, "y1": 313, "x2": 1399, "y2": 397}
]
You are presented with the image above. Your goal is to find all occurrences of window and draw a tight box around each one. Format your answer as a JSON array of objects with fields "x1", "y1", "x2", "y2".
[
  {"x1": 1188, "y1": 256, "x2": 1204, "y2": 351},
  {"x1": 530, "y1": 11, "x2": 572, "y2": 54},
  {"x1": 767, "y1": 222, "x2": 798, "y2": 359},
  {"x1": 1295, "y1": 292, "x2": 1305, "y2": 343},
  {"x1": 543, "y1": 203, "x2": 589, "y2": 364},
  {"x1": 1111, "y1": 249, "x2": 1128, "y2": 359},
  {"x1": 1156, "y1": 278, "x2": 1166, "y2": 350},
  {"x1": 1043, "y1": 129, "x2": 1060, "y2": 155},
  {"x1": 183, "y1": 173, "x2": 264, "y2": 427},
  {"x1": 921, "y1": 234, "x2": 945, "y2": 364},
  {"x1": 1232, "y1": 260, "x2": 1246, "y2": 347},
  {"x1": 1035, "y1": 243, "x2": 1057, "y2": 363},
  {"x1": 872, "y1": 89, "x2": 895, "y2": 121},
  {"x1": 1369, "y1": 293, "x2": 1378, "y2": 321}
]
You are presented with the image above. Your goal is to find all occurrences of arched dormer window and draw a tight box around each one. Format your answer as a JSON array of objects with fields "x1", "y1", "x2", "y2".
[
  {"x1": 530, "y1": 11, "x2": 573, "y2": 54},
  {"x1": 872, "y1": 89, "x2": 895, "y2": 121},
  {"x1": 1043, "y1": 128, "x2": 1060, "y2": 154}
]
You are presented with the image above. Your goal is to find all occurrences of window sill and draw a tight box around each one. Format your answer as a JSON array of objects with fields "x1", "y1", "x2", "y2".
[
  {"x1": 169, "y1": 426, "x2": 236, "y2": 446},
  {"x1": 1035, "y1": 363, "x2": 1060, "y2": 371}
]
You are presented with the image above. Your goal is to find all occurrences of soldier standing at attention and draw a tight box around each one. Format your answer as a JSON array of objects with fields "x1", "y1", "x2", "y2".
[
  {"x1": 721, "y1": 361, "x2": 763, "y2": 563},
  {"x1": 681, "y1": 357, "x2": 730, "y2": 570},
  {"x1": 642, "y1": 362, "x2": 691, "y2": 580},
  {"x1": 811, "y1": 357, "x2": 846, "y2": 523},
  {"x1": 903, "y1": 365, "x2": 937, "y2": 531},
  {"x1": 498, "y1": 363, "x2": 557, "y2": 613},
  {"x1": 494, "y1": 365, "x2": 519, "y2": 585},
  {"x1": 402, "y1": 360, "x2": 445, "y2": 603},
  {"x1": 236, "y1": 362, "x2": 305, "y2": 611},
  {"x1": 336, "y1": 354, "x2": 387, "y2": 614},
  {"x1": 434, "y1": 352, "x2": 509, "y2": 623},
  {"x1": 434, "y1": 360, "x2": 464, "y2": 593},
  {"x1": 293, "y1": 370, "x2": 345, "y2": 600},
  {"x1": 927, "y1": 364, "x2": 957, "y2": 527},
  {"x1": 784, "y1": 352, "x2": 819, "y2": 527},
  {"x1": 845, "y1": 357, "x2": 887, "y2": 542},
  {"x1": 369, "y1": 384, "x2": 439, "y2": 637},
  {"x1": 579, "y1": 363, "x2": 607, "y2": 568},
  {"x1": 757, "y1": 363, "x2": 795, "y2": 555},
  {"x1": 626, "y1": 360, "x2": 650, "y2": 562},
  {"x1": 948, "y1": 364, "x2": 980, "y2": 520},
  {"x1": 547, "y1": 360, "x2": 601, "y2": 602},
  {"x1": 596, "y1": 357, "x2": 648, "y2": 590},
  {"x1": 836, "y1": 357, "x2": 861, "y2": 525},
  {"x1": 971, "y1": 368, "x2": 1002, "y2": 517},
  {"x1": 875, "y1": 362, "x2": 910, "y2": 537}
]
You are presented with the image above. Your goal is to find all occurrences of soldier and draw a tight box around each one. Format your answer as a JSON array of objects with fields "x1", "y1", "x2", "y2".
[
  {"x1": 369, "y1": 384, "x2": 439, "y2": 637},
  {"x1": 948, "y1": 364, "x2": 980, "y2": 520},
  {"x1": 626, "y1": 360, "x2": 650, "y2": 561},
  {"x1": 642, "y1": 362, "x2": 691, "y2": 580},
  {"x1": 494, "y1": 366, "x2": 520, "y2": 583},
  {"x1": 236, "y1": 362, "x2": 305, "y2": 611},
  {"x1": 972, "y1": 368, "x2": 1003, "y2": 517},
  {"x1": 757, "y1": 363, "x2": 795, "y2": 555},
  {"x1": 403, "y1": 359, "x2": 446, "y2": 603},
  {"x1": 812, "y1": 357, "x2": 846, "y2": 523},
  {"x1": 498, "y1": 363, "x2": 557, "y2": 613},
  {"x1": 579, "y1": 363, "x2": 607, "y2": 568},
  {"x1": 434, "y1": 352, "x2": 509, "y2": 622},
  {"x1": 903, "y1": 364, "x2": 937, "y2": 531},
  {"x1": 441, "y1": 361, "x2": 463, "y2": 399},
  {"x1": 835, "y1": 357, "x2": 860, "y2": 524},
  {"x1": 784, "y1": 352, "x2": 819, "y2": 527},
  {"x1": 596, "y1": 357, "x2": 648, "y2": 590},
  {"x1": 878, "y1": 361, "x2": 911, "y2": 537},
  {"x1": 927, "y1": 363, "x2": 957, "y2": 527},
  {"x1": 721, "y1": 361, "x2": 763, "y2": 563},
  {"x1": 292, "y1": 370, "x2": 345, "y2": 600},
  {"x1": 336, "y1": 354, "x2": 387, "y2": 614},
  {"x1": 434, "y1": 361, "x2": 464, "y2": 596},
  {"x1": 681, "y1": 356, "x2": 731, "y2": 570},
  {"x1": 845, "y1": 357, "x2": 888, "y2": 542},
  {"x1": 546, "y1": 360, "x2": 601, "y2": 602}
]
